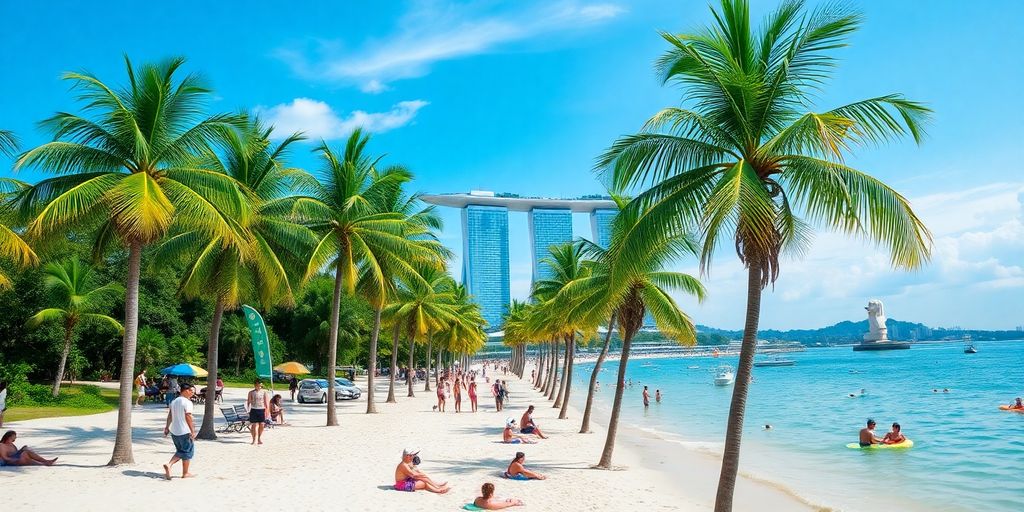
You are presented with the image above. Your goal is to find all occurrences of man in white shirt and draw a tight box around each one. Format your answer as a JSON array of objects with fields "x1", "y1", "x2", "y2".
[{"x1": 163, "y1": 383, "x2": 196, "y2": 480}]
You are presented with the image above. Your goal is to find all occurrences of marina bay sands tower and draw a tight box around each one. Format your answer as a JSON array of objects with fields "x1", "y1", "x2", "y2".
[{"x1": 421, "y1": 191, "x2": 617, "y2": 329}]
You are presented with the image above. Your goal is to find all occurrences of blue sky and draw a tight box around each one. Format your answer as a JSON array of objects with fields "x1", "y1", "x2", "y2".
[{"x1": 2, "y1": 1, "x2": 1022, "y2": 330}]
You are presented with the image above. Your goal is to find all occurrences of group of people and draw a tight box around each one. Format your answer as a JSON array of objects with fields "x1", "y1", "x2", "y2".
[
  {"x1": 435, "y1": 369, "x2": 480, "y2": 413},
  {"x1": 858, "y1": 418, "x2": 907, "y2": 447},
  {"x1": 134, "y1": 370, "x2": 224, "y2": 408},
  {"x1": 502, "y1": 405, "x2": 549, "y2": 444},
  {"x1": 641, "y1": 386, "x2": 662, "y2": 407},
  {"x1": 161, "y1": 379, "x2": 285, "y2": 480}
]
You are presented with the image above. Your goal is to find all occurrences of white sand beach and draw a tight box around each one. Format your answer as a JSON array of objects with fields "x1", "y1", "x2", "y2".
[{"x1": 0, "y1": 369, "x2": 817, "y2": 512}]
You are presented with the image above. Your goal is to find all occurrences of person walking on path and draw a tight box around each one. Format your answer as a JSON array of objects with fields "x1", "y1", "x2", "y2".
[
  {"x1": 135, "y1": 371, "x2": 147, "y2": 407},
  {"x1": 247, "y1": 379, "x2": 271, "y2": 445},
  {"x1": 162, "y1": 383, "x2": 196, "y2": 480},
  {"x1": 288, "y1": 376, "x2": 298, "y2": 402}
]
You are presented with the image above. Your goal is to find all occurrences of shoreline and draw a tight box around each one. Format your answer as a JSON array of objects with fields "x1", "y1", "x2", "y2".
[{"x1": 1, "y1": 367, "x2": 815, "y2": 512}]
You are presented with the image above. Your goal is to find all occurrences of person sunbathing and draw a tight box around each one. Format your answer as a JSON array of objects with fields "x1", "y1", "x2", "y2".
[
  {"x1": 502, "y1": 420, "x2": 535, "y2": 444},
  {"x1": 504, "y1": 452, "x2": 546, "y2": 480},
  {"x1": 394, "y1": 448, "x2": 450, "y2": 493},
  {"x1": 473, "y1": 483, "x2": 524, "y2": 510},
  {"x1": 519, "y1": 406, "x2": 548, "y2": 439},
  {"x1": 0, "y1": 431, "x2": 57, "y2": 466}
]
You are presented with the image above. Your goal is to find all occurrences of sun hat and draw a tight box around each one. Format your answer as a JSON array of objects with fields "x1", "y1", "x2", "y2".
[
  {"x1": 403, "y1": 447, "x2": 420, "y2": 457},
  {"x1": 505, "y1": 417, "x2": 516, "y2": 427}
]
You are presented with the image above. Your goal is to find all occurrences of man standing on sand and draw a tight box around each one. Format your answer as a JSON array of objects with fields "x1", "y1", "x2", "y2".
[
  {"x1": 163, "y1": 383, "x2": 196, "y2": 480},
  {"x1": 642, "y1": 386, "x2": 650, "y2": 408},
  {"x1": 247, "y1": 379, "x2": 271, "y2": 445}
]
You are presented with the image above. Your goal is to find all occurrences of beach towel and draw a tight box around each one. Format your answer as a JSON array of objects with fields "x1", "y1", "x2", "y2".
[{"x1": 462, "y1": 504, "x2": 484, "y2": 511}]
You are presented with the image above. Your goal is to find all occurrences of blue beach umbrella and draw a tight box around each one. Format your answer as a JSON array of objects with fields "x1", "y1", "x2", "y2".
[{"x1": 160, "y1": 363, "x2": 208, "y2": 377}]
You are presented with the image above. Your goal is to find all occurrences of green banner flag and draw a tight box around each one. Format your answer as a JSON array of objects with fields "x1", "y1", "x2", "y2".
[{"x1": 241, "y1": 305, "x2": 273, "y2": 379}]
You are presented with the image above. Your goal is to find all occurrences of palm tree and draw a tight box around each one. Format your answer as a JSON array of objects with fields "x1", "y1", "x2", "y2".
[
  {"x1": 27, "y1": 259, "x2": 123, "y2": 396},
  {"x1": 14, "y1": 57, "x2": 246, "y2": 464},
  {"x1": 383, "y1": 265, "x2": 455, "y2": 400},
  {"x1": 435, "y1": 283, "x2": 487, "y2": 375},
  {"x1": 531, "y1": 242, "x2": 599, "y2": 419},
  {"x1": 300, "y1": 131, "x2": 438, "y2": 421},
  {"x1": 157, "y1": 118, "x2": 313, "y2": 439},
  {"x1": 597, "y1": 1, "x2": 931, "y2": 508},
  {"x1": 0, "y1": 130, "x2": 17, "y2": 157},
  {"x1": 0, "y1": 178, "x2": 38, "y2": 289}
]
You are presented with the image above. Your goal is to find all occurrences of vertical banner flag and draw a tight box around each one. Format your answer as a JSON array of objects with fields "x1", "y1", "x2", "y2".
[{"x1": 241, "y1": 305, "x2": 273, "y2": 379}]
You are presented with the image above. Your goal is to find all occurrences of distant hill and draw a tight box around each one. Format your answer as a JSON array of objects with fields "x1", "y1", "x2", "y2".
[{"x1": 696, "y1": 319, "x2": 1023, "y2": 344}]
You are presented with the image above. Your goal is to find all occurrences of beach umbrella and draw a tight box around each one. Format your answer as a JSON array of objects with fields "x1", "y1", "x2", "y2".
[
  {"x1": 273, "y1": 361, "x2": 311, "y2": 375},
  {"x1": 161, "y1": 363, "x2": 208, "y2": 377}
]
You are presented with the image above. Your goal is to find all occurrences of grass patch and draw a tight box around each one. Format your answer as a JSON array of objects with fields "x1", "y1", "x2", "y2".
[{"x1": 4, "y1": 384, "x2": 120, "y2": 422}]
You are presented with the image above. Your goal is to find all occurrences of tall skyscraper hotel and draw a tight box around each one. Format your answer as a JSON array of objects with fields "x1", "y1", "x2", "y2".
[{"x1": 422, "y1": 191, "x2": 617, "y2": 329}]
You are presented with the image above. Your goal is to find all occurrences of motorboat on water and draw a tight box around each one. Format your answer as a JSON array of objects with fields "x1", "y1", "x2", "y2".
[
  {"x1": 963, "y1": 335, "x2": 977, "y2": 354},
  {"x1": 713, "y1": 366, "x2": 735, "y2": 386},
  {"x1": 753, "y1": 357, "x2": 796, "y2": 368}
]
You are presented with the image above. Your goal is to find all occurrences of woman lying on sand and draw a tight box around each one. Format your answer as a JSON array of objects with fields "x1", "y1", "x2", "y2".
[
  {"x1": 0, "y1": 431, "x2": 58, "y2": 466},
  {"x1": 502, "y1": 420, "x2": 536, "y2": 444},
  {"x1": 474, "y1": 483, "x2": 523, "y2": 510},
  {"x1": 504, "y1": 452, "x2": 546, "y2": 480}
]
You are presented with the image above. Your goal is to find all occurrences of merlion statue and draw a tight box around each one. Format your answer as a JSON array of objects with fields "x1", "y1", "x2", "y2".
[{"x1": 863, "y1": 299, "x2": 888, "y2": 342}]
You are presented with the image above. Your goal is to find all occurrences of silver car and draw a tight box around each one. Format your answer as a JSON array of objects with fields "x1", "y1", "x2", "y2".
[{"x1": 296, "y1": 378, "x2": 361, "y2": 403}]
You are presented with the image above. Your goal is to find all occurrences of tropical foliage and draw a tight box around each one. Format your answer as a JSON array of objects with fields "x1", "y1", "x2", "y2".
[{"x1": 597, "y1": 1, "x2": 930, "y2": 508}]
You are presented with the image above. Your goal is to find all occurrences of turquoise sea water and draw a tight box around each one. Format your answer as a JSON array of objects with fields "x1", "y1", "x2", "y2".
[{"x1": 576, "y1": 341, "x2": 1024, "y2": 512}]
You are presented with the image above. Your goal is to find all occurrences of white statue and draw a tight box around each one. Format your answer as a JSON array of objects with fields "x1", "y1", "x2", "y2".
[{"x1": 863, "y1": 299, "x2": 888, "y2": 342}]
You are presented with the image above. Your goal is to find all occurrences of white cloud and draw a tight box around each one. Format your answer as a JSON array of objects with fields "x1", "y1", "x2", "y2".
[
  {"x1": 275, "y1": 1, "x2": 625, "y2": 91},
  {"x1": 255, "y1": 98, "x2": 428, "y2": 139}
]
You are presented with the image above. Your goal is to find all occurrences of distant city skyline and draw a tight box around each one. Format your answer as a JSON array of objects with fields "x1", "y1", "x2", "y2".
[{"x1": 2, "y1": 1, "x2": 1021, "y2": 330}]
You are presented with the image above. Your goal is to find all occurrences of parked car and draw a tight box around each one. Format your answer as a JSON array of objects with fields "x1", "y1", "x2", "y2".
[{"x1": 296, "y1": 378, "x2": 362, "y2": 403}]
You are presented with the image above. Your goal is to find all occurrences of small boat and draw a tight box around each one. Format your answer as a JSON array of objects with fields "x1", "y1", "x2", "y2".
[
  {"x1": 963, "y1": 335, "x2": 977, "y2": 354},
  {"x1": 687, "y1": 365, "x2": 700, "y2": 370},
  {"x1": 713, "y1": 366, "x2": 734, "y2": 386},
  {"x1": 753, "y1": 357, "x2": 796, "y2": 368}
]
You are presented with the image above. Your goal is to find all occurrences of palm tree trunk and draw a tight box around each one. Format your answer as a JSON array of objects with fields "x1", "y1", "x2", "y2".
[
  {"x1": 365, "y1": 309, "x2": 382, "y2": 414},
  {"x1": 198, "y1": 299, "x2": 225, "y2": 440},
  {"x1": 547, "y1": 341, "x2": 559, "y2": 400},
  {"x1": 109, "y1": 241, "x2": 143, "y2": 465},
  {"x1": 435, "y1": 349, "x2": 442, "y2": 388},
  {"x1": 553, "y1": 338, "x2": 569, "y2": 408},
  {"x1": 52, "y1": 322, "x2": 75, "y2": 397},
  {"x1": 714, "y1": 265, "x2": 764, "y2": 512},
  {"x1": 558, "y1": 334, "x2": 575, "y2": 419},
  {"x1": 580, "y1": 314, "x2": 615, "y2": 433},
  {"x1": 597, "y1": 329, "x2": 633, "y2": 469},
  {"x1": 407, "y1": 336, "x2": 415, "y2": 397},
  {"x1": 386, "y1": 325, "x2": 400, "y2": 403},
  {"x1": 424, "y1": 336, "x2": 432, "y2": 392},
  {"x1": 534, "y1": 344, "x2": 545, "y2": 389},
  {"x1": 325, "y1": 264, "x2": 345, "y2": 426}
]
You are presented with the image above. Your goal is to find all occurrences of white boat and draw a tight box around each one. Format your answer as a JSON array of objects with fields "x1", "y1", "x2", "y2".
[
  {"x1": 963, "y1": 335, "x2": 977, "y2": 354},
  {"x1": 754, "y1": 357, "x2": 796, "y2": 367},
  {"x1": 713, "y1": 366, "x2": 735, "y2": 386}
]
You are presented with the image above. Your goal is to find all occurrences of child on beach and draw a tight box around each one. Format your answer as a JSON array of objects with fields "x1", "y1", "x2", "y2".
[
  {"x1": 502, "y1": 419, "x2": 536, "y2": 444},
  {"x1": 473, "y1": 483, "x2": 524, "y2": 510},
  {"x1": 882, "y1": 423, "x2": 906, "y2": 444}
]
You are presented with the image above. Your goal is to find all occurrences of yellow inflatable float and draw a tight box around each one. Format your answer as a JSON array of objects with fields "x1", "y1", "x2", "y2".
[{"x1": 846, "y1": 439, "x2": 914, "y2": 449}]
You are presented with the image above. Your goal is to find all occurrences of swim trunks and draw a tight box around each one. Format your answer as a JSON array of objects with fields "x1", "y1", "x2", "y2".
[
  {"x1": 394, "y1": 477, "x2": 416, "y2": 491},
  {"x1": 521, "y1": 426, "x2": 536, "y2": 434},
  {"x1": 503, "y1": 472, "x2": 530, "y2": 481}
]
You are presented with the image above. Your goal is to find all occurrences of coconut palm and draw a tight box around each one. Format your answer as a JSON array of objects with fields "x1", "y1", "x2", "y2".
[
  {"x1": 0, "y1": 178, "x2": 38, "y2": 289},
  {"x1": 597, "y1": 1, "x2": 931, "y2": 508},
  {"x1": 13, "y1": 57, "x2": 246, "y2": 464},
  {"x1": 531, "y1": 242, "x2": 599, "y2": 419},
  {"x1": 156, "y1": 118, "x2": 314, "y2": 439},
  {"x1": 383, "y1": 265, "x2": 455, "y2": 400},
  {"x1": 435, "y1": 283, "x2": 487, "y2": 373},
  {"x1": 299, "y1": 131, "x2": 439, "y2": 421},
  {"x1": 26, "y1": 259, "x2": 123, "y2": 396}
]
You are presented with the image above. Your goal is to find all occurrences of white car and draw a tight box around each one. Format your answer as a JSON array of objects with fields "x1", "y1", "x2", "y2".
[{"x1": 297, "y1": 378, "x2": 362, "y2": 403}]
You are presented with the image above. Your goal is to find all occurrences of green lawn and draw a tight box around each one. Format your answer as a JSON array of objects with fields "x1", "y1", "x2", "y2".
[{"x1": 4, "y1": 384, "x2": 121, "y2": 422}]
